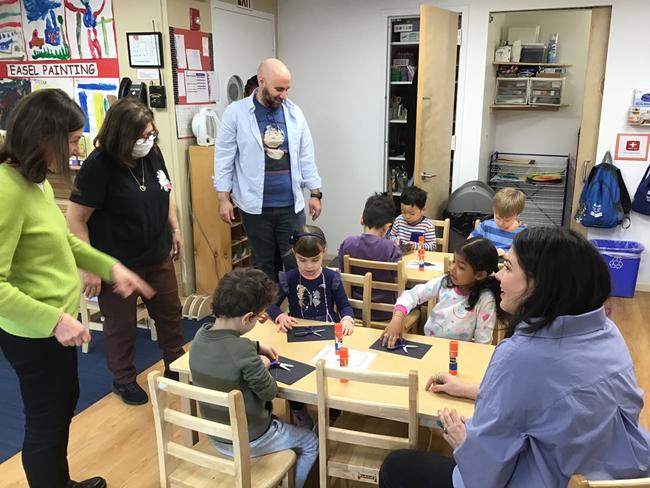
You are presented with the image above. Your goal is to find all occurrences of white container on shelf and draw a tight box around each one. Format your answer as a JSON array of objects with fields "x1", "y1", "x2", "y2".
[
  {"x1": 529, "y1": 77, "x2": 565, "y2": 106},
  {"x1": 494, "y1": 77, "x2": 530, "y2": 105}
]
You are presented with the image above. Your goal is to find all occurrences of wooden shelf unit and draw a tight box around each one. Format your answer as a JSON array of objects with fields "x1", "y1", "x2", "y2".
[
  {"x1": 493, "y1": 62, "x2": 572, "y2": 67},
  {"x1": 490, "y1": 104, "x2": 568, "y2": 111},
  {"x1": 188, "y1": 146, "x2": 251, "y2": 295}
]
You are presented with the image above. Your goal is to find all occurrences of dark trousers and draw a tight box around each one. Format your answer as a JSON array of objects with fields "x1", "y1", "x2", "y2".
[
  {"x1": 0, "y1": 329, "x2": 79, "y2": 488},
  {"x1": 240, "y1": 206, "x2": 306, "y2": 282},
  {"x1": 379, "y1": 449, "x2": 456, "y2": 488},
  {"x1": 98, "y1": 256, "x2": 184, "y2": 384}
]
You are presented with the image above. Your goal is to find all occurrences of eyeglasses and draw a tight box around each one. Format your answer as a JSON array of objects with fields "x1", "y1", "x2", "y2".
[{"x1": 136, "y1": 131, "x2": 158, "y2": 145}]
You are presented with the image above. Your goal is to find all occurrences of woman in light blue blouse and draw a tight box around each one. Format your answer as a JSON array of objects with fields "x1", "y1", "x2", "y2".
[{"x1": 380, "y1": 226, "x2": 650, "y2": 488}]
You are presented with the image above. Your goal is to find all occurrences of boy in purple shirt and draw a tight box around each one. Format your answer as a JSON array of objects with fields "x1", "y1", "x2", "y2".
[{"x1": 338, "y1": 194, "x2": 402, "y2": 320}]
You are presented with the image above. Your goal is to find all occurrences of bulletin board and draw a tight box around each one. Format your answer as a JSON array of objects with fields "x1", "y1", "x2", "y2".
[
  {"x1": 0, "y1": 0, "x2": 120, "y2": 134},
  {"x1": 169, "y1": 26, "x2": 214, "y2": 105}
]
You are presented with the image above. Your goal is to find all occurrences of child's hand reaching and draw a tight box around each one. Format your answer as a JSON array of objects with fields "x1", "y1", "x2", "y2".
[
  {"x1": 275, "y1": 313, "x2": 297, "y2": 332},
  {"x1": 497, "y1": 248, "x2": 505, "y2": 257},
  {"x1": 341, "y1": 316, "x2": 355, "y2": 335},
  {"x1": 258, "y1": 343, "x2": 278, "y2": 362},
  {"x1": 259, "y1": 355, "x2": 271, "y2": 369},
  {"x1": 381, "y1": 315, "x2": 404, "y2": 348}
]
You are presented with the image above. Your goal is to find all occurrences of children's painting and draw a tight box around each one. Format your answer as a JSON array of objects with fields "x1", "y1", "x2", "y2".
[
  {"x1": 21, "y1": 0, "x2": 69, "y2": 60},
  {"x1": 0, "y1": 78, "x2": 30, "y2": 130},
  {"x1": 74, "y1": 77, "x2": 117, "y2": 133},
  {"x1": 64, "y1": 0, "x2": 117, "y2": 59},
  {"x1": 0, "y1": 0, "x2": 26, "y2": 60},
  {"x1": 17, "y1": 0, "x2": 117, "y2": 60},
  {"x1": 30, "y1": 76, "x2": 73, "y2": 93}
]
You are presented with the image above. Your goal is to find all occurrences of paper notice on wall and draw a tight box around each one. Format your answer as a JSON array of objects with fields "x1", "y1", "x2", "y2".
[
  {"x1": 174, "y1": 103, "x2": 216, "y2": 139},
  {"x1": 174, "y1": 34, "x2": 187, "y2": 69},
  {"x1": 185, "y1": 71, "x2": 210, "y2": 103},
  {"x1": 137, "y1": 68, "x2": 159, "y2": 80},
  {"x1": 186, "y1": 49, "x2": 202, "y2": 70},
  {"x1": 207, "y1": 71, "x2": 219, "y2": 102},
  {"x1": 202, "y1": 37, "x2": 210, "y2": 56},
  {"x1": 177, "y1": 72, "x2": 186, "y2": 97}
]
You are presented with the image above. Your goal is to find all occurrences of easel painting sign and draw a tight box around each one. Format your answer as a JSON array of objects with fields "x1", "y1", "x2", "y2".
[{"x1": 615, "y1": 133, "x2": 650, "y2": 162}]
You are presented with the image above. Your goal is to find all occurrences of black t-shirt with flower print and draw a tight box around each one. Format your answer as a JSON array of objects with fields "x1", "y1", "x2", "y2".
[{"x1": 69, "y1": 146, "x2": 172, "y2": 268}]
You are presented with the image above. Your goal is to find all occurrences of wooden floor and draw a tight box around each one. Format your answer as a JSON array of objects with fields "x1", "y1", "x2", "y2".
[{"x1": 1, "y1": 293, "x2": 649, "y2": 487}]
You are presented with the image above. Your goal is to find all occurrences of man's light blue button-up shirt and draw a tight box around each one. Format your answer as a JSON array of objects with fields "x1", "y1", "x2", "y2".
[{"x1": 214, "y1": 93, "x2": 321, "y2": 215}]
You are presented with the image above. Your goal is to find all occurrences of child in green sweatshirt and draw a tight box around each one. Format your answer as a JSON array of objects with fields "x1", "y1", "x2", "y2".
[{"x1": 190, "y1": 268, "x2": 318, "y2": 488}]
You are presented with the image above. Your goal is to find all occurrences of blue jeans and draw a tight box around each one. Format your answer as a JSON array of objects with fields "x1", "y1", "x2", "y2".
[
  {"x1": 212, "y1": 417, "x2": 318, "y2": 488},
  {"x1": 240, "y1": 206, "x2": 306, "y2": 282}
]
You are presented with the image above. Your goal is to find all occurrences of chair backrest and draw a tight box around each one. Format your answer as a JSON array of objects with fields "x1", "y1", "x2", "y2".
[
  {"x1": 315, "y1": 360, "x2": 418, "y2": 484},
  {"x1": 147, "y1": 371, "x2": 253, "y2": 488},
  {"x1": 568, "y1": 475, "x2": 650, "y2": 488},
  {"x1": 339, "y1": 271, "x2": 372, "y2": 327},
  {"x1": 431, "y1": 218, "x2": 451, "y2": 253},
  {"x1": 343, "y1": 255, "x2": 405, "y2": 321}
]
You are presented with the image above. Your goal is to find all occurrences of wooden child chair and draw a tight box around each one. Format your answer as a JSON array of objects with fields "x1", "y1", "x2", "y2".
[
  {"x1": 339, "y1": 271, "x2": 372, "y2": 327},
  {"x1": 342, "y1": 255, "x2": 420, "y2": 332},
  {"x1": 315, "y1": 359, "x2": 418, "y2": 486},
  {"x1": 148, "y1": 371, "x2": 296, "y2": 488},
  {"x1": 431, "y1": 217, "x2": 451, "y2": 253}
]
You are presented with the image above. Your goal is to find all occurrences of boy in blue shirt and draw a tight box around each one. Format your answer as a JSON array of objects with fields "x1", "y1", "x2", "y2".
[{"x1": 470, "y1": 187, "x2": 526, "y2": 255}]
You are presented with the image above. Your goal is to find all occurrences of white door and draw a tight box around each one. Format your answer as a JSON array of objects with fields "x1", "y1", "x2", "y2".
[{"x1": 211, "y1": 1, "x2": 275, "y2": 116}]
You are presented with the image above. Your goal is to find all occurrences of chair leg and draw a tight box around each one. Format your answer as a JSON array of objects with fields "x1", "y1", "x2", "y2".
[
  {"x1": 149, "y1": 319, "x2": 158, "y2": 341},
  {"x1": 280, "y1": 465, "x2": 295, "y2": 488}
]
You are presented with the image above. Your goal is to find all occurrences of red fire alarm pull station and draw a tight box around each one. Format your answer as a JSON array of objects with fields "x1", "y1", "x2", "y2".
[{"x1": 190, "y1": 8, "x2": 200, "y2": 31}]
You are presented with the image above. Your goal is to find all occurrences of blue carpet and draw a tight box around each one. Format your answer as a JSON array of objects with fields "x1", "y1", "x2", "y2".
[{"x1": 0, "y1": 318, "x2": 206, "y2": 463}]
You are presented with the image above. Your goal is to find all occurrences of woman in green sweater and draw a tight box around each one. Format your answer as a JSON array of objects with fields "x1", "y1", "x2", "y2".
[{"x1": 0, "y1": 89, "x2": 154, "y2": 488}]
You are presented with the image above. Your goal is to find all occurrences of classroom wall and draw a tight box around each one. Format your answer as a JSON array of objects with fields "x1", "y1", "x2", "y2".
[{"x1": 278, "y1": 0, "x2": 650, "y2": 288}]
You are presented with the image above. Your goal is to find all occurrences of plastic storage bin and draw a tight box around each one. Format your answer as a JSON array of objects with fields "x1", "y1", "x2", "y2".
[{"x1": 591, "y1": 240, "x2": 645, "y2": 298}]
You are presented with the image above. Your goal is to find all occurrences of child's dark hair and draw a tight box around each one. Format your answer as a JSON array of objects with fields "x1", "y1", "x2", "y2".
[
  {"x1": 400, "y1": 185, "x2": 427, "y2": 209},
  {"x1": 211, "y1": 268, "x2": 277, "y2": 318},
  {"x1": 443, "y1": 238, "x2": 501, "y2": 313},
  {"x1": 363, "y1": 193, "x2": 396, "y2": 229},
  {"x1": 291, "y1": 225, "x2": 327, "y2": 258}
]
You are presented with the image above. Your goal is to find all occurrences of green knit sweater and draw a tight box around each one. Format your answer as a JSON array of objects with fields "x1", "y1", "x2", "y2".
[
  {"x1": 0, "y1": 164, "x2": 117, "y2": 339},
  {"x1": 189, "y1": 326, "x2": 278, "y2": 442}
]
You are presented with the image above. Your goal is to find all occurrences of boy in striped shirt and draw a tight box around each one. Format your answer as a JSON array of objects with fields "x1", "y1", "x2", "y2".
[
  {"x1": 470, "y1": 187, "x2": 526, "y2": 256},
  {"x1": 389, "y1": 185, "x2": 437, "y2": 251}
]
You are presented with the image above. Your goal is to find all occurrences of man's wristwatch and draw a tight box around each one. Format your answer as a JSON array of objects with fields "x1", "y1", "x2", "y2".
[{"x1": 310, "y1": 190, "x2": 323, "y2": 200}]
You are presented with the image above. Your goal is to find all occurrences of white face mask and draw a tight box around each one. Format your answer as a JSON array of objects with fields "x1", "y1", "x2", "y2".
[{"x1": 132, "y1": 138, "x2": 154, "y2": 159}]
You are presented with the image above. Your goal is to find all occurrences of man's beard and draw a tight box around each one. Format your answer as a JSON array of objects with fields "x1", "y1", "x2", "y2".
[{"x1": 261, "y1": 86, "x2": 282, "y2": 109}]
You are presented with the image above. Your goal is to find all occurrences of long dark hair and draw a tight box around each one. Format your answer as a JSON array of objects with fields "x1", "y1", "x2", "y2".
[
  {"x1": 94, "y1": 97, "x2": 156, "y2": 167},
  {"x1": 506, "y1": 226, "x2": 610, "y2": 336},
  {"x1": 443, "y1": 237, "x2": 501, "y2": 312},
  {"x1": 0, "y1": 89, "x2": 85, "y2": 183}
]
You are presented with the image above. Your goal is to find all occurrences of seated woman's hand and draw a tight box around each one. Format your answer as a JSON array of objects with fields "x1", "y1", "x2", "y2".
[
  {"x1": 259, "y1": 355, "x2": 271, "y2": 369},
  {"x1": 381, "y1": 316, "x2": 404, "y2": 348},
  {"x1": 82, "y1": 271, "x2": 101, "y2": 298},
  {"x1": 341, "y1": 316, "x2": 355, "y2": 335},
  {"x1": 426, "y1": 372, "x2": 478, "y2": 400},
  {"x1": 275, "y1": 313, "x2": 297, "y2": 332},
  {"x1": 438, "y1": 408, "x2": 467, "y2": 450}
]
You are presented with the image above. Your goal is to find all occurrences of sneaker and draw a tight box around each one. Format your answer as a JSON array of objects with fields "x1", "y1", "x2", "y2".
[
  {"x1": 290, "y1": 406, "x2": 314, "y2": 430},
  {"x1": 112, "y1": 380, "x2": 148, "y2": 405},
  {"x1": 163, "y1": 368, "x2": 179, "y2": 381},
  {"x1": 68, "y1": 477, "x2": 107, "y2": 488}
]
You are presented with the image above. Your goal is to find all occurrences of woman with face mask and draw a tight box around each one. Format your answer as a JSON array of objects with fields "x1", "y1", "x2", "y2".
[{"x1": 67, "y1": 98, "x2": 185, "y2": 406}]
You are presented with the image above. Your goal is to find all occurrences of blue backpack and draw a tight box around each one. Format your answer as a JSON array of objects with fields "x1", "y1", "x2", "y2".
[
  {"x1": 575, "y1": 151, "x2": 631, "y2": 228},
  {"x1": 632, "y1": 164, "x2": 650, "y2": 215}
]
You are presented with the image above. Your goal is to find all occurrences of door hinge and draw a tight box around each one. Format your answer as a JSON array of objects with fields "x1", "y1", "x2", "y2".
[
  {"x1": 457, "y1": 28, "x2": 462, "y2": 46},
  {"x1": 451, "y1": 135, "x2": 456, "y2": 150}
]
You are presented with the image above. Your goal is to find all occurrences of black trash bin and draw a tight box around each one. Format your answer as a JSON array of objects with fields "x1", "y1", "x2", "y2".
[{"x1": 443, "y1": 181, "x2": 494, "y2": 252}]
